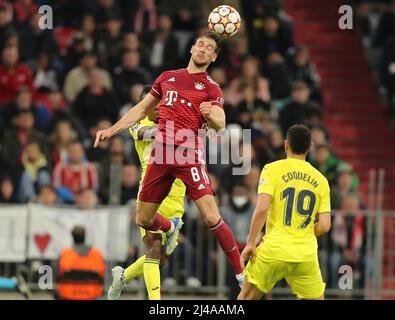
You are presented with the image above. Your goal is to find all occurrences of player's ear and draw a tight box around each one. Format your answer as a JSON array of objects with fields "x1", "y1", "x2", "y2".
[
  {"x1": 284, "y1": 140, "x2": 289, "y2": 153},
  {"x1": 211, "y1": 53, "x2": 218, "y2": 62},
  {"x1": 308, "y1": 142, "x2": 313, "y2": 153}
]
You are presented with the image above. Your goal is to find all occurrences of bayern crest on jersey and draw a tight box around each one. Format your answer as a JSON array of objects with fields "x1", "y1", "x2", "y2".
[{"x1": 195, "y1": 82, "x2": 205, "y2": 90}]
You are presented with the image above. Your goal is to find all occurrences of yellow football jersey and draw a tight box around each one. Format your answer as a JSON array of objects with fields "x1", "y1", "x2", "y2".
[
  {"x1": 129, "y1": 117, "x2": 186, "y2": 212},
  {"x1": 257, "y1": 158, "x2": 331, "y2": 262}
]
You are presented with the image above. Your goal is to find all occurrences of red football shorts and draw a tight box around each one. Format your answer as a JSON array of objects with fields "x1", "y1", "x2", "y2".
[{"x1": 139, "y1": 142, "x2": 213, "y2": 203}]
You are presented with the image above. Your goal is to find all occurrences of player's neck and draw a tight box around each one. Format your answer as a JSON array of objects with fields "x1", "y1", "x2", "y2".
[
  {"x1": 186, "y1": 60, "x2": 208, "y2": 74},
  {"x1": 287, "y1": 153, "x2": 306, "y2": 161}
]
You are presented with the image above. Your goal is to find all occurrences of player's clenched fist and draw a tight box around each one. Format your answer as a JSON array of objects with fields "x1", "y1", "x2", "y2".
[
  {"x1": 94, "y1": 128, "x2": 113, "y2": 148},
  {"x1": 199, "y1": 102, "x2": 213, "y2": 117},
  {"x1": 240, "y1": 243, "x2": 256, "y2": 269}
]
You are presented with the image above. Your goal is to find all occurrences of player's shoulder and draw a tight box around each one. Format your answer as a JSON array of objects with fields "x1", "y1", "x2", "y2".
[
  {"x1": 303, "y1": 161, "x2": 330, "y2": 186},
  {"x1": 204, "y1": 74, "x2": 221, "y2": 88},
  {"x1": 264, "y1": 159, "x2": 288, "y2": 170},
  {"x1": 156, "y1": 68, "x2": 185, "y2": 83}
]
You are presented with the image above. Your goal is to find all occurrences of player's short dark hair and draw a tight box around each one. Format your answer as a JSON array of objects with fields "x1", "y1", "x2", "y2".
[
  {"x1": 195, "y1": 32, "x2": 222, "y2": 54},
  {"x1": 139, "y1": 85, "x2": 152, "y2": 101},
  {"x1": 71, "y1": 225, "x2": 85, "y2": 245},
  {"x1": 286, "y1": 124, "x2": 311, "y2": 155}
]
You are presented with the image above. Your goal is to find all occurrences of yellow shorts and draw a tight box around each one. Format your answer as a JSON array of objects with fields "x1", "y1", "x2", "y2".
[
  {"x1": 138, "y1": 195, "x2": 184, "y2": 246},
  {"x1": 245, "y1": 246, "x2": 325, "y2": 299}
]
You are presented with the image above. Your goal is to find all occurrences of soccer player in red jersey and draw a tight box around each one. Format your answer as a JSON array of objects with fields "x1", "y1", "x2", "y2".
[{"x1": 94, "y1": 32, "x2": 244, "y2": 285}]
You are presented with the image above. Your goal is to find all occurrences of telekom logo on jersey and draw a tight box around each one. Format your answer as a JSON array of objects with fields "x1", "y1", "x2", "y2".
[{"x1": 164, "y1": 90, "x2": 192, "y2": 107}]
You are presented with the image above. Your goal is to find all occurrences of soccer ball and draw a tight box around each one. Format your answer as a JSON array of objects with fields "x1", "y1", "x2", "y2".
[{"x1": 208, "y1": 5, "x2": 241, "y2": 38}]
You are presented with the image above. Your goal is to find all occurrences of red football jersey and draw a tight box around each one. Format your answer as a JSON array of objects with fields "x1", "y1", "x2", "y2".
[{"x1": 150, "y1": 68, "x2": 224, "y2": 149}]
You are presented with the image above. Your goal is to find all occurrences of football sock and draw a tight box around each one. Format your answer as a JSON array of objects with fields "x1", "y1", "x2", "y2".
[
  {"x1": 210, "y1": 218, "x2": 244, "y2": 275},
  {"x1": 144, "y1": 213, "x2": 172, "y2": 232},
  {"x1": 144, "y1": 258, "x2": 161, "y2": 300},
  {"x1": 124, "y1": 255, "x2": 145, "y2": 282}
]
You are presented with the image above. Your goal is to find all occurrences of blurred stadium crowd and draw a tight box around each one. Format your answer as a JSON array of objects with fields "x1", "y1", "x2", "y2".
[{"x1": 0, "y1": 0, "x2": 392, "y2": 295}]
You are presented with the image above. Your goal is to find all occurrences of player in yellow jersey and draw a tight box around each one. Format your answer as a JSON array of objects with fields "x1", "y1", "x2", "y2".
[
  {"x1": 238, "y1": 124, "x2": 332, "y2": 300},
  {"x1": 108, "y1": 86, "x2": 186, "y2": 300}
]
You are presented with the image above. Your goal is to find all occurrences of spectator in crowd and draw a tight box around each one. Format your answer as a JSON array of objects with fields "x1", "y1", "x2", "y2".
[
  {"x1": 12, "y1": 0, "x2": 38, "y2": 27},
  {"x1": 225, "y1": 36, "x2": 249, "y2": 81},
  {"x1": 72, "y1": 68, "x2": 117, "y2": 134},
  {"x1": 223, "y1": 182, "x2": 253, "y2": 252},
  {"x1": 331, "y1": 164, "x2": 361, "y2": 210},
  {"x1": 222, "y1": 182, "x2": 254, "y2": 299},
  {"x1": 56, "y1": 225, "x2": 106, "y2": 300},
  {"x1": 63, "y1": 34, "x2": 89, "y2": 74},
  {"x1": 18, "y1": 140, "x2": 51, "y2": 203},
  {"x1": 310, "y1": 144, "x2": 341, "y2": 185},
  {"x1": 279, "y1": 80, "x2": 317, "y2": 134},
  {"x1": 49, "y1": 119, "x2": 78, "y2": 165},
  {"x1": 94, "y1": 0, "x2": 122, "y2": 28},
  {"x1": 96, "y1": 13, "x2": 124, "y2": 69},
  {"x1": 0, "y1": 45, "x2": 34, "y2": 106},
  {"x1": 237, "y1": 83, "x2": 271, "y2": 115},
  {"x1": 372, "y1": 0, "x2": 395, "y2": 48},
  {"x1": 86, "y1": 118, "x2": 112, "y2": 164},
  {"x1": 128, "y1": 0, "x2": 159, "y2": 38},
  {"x1": 257, "y1": 127, "x2": 286, "y2": 166},
  {"x1": 35, "y1": 184, "x2": 59, "y2": 206},
  {"x1": 228, "y1": 56, "x2": 271, "y2": 107},
  {"x1": 242, "y1": 164, "x2": 260, "y2": 204},
  {"x1": 75, "y1": 188, "x2": 100, "y2": 210},
  {"x1": 30, "y1": 52, "x2": 60, "y2": 93},
  {"x1": 161, "y1": 0, "x2": 202, "y2": 31},
  {"x1": 329, "y1": 193, "x2": 368, "y2": 289},
  {"x1": 2, "y1": 86, "x2": 34, "y2": 127},
  {"x1": 289, "y1": 45, "x2": 322, "y2": 103},
  {"x1": 120, "y1": 164, "x2": 140, "y2": 204},
  {"x1": 112, "y1": 50, "x2": 151, "y2": 104},
  {"x1": 97, "y1": 136, "x2": 126, "y2": 203},
  {"x1": 18, "y1": 11, "x2": 58, "y2": 63},
  {"x1": 36, "y1": 89, "x2": 69, "y2": 131},
  {"x1": 0, "y1": 4, "x2": 16, "y2": 50},
  {"x1": 121, "y1": 32, "x2": 150, "y2": 68},
  {"x1": 0, "y1": 175, "x2": 18, "y2": 203},
  {"x1": 252, "y1": 15, "x2": 293, "y2": 61},
  {"x1": 76, "y1": 14, "x2": 97, "y2": 53},
  {"x1": 146, "y1": 14, "x2": 179, "y2": 77},
  {"x1": 63, "y1": 50, "x2": 112, "y2": 104},
  {"x1": 1, "y1": 109, "x2": 48, "y2": 174},
  {"x1": 52, "y1": 141, "x2": 99, "y2": 203},
  {"x1": 263, "y1": 51, "x2": 291, "y2": 100},
  {"x1": 118, "y1": 83, "x2": 145, "y2": 118},
  {"x1": 309, "y1": 124, "x2": 330, "y2": 161},
  {"x1": 209, "y1": 65, "x2": 228, "y2": 89}
]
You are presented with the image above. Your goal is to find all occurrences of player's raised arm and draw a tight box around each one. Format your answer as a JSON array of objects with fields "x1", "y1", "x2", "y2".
[
  {"x1": 240, "y1": 193, "x2": 271, "y2": 268},
  {"x1": 94, "y1": 93, "x2": 160, "y2": 147},
  {"x1": 199, "y1": 102, "x2": 226, "y2": 132}
]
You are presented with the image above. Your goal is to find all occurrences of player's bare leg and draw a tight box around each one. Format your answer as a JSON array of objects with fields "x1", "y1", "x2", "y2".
[
  {"x1": 135, "y1": 201, "x2": 161, "y2": 228},
  {"x1": 237, "y1": 280, "x2": 265, "y2": 300},
  {"x1": 194, "y1": 194, "x2": 244, "y2": 286},
  {"x1": 136, "y1": 200, "x2": 183, "y2": 255}
]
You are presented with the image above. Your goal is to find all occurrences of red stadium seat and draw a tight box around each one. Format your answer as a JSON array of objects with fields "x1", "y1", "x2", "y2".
[{"x1": 53, "y1": 27, "x2": 78, "y2": 56}]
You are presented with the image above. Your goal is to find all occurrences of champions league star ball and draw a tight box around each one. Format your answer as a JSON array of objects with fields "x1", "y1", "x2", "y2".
[{"x1": 208, "y1": 5, "x2": 241, "y2": 38}]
